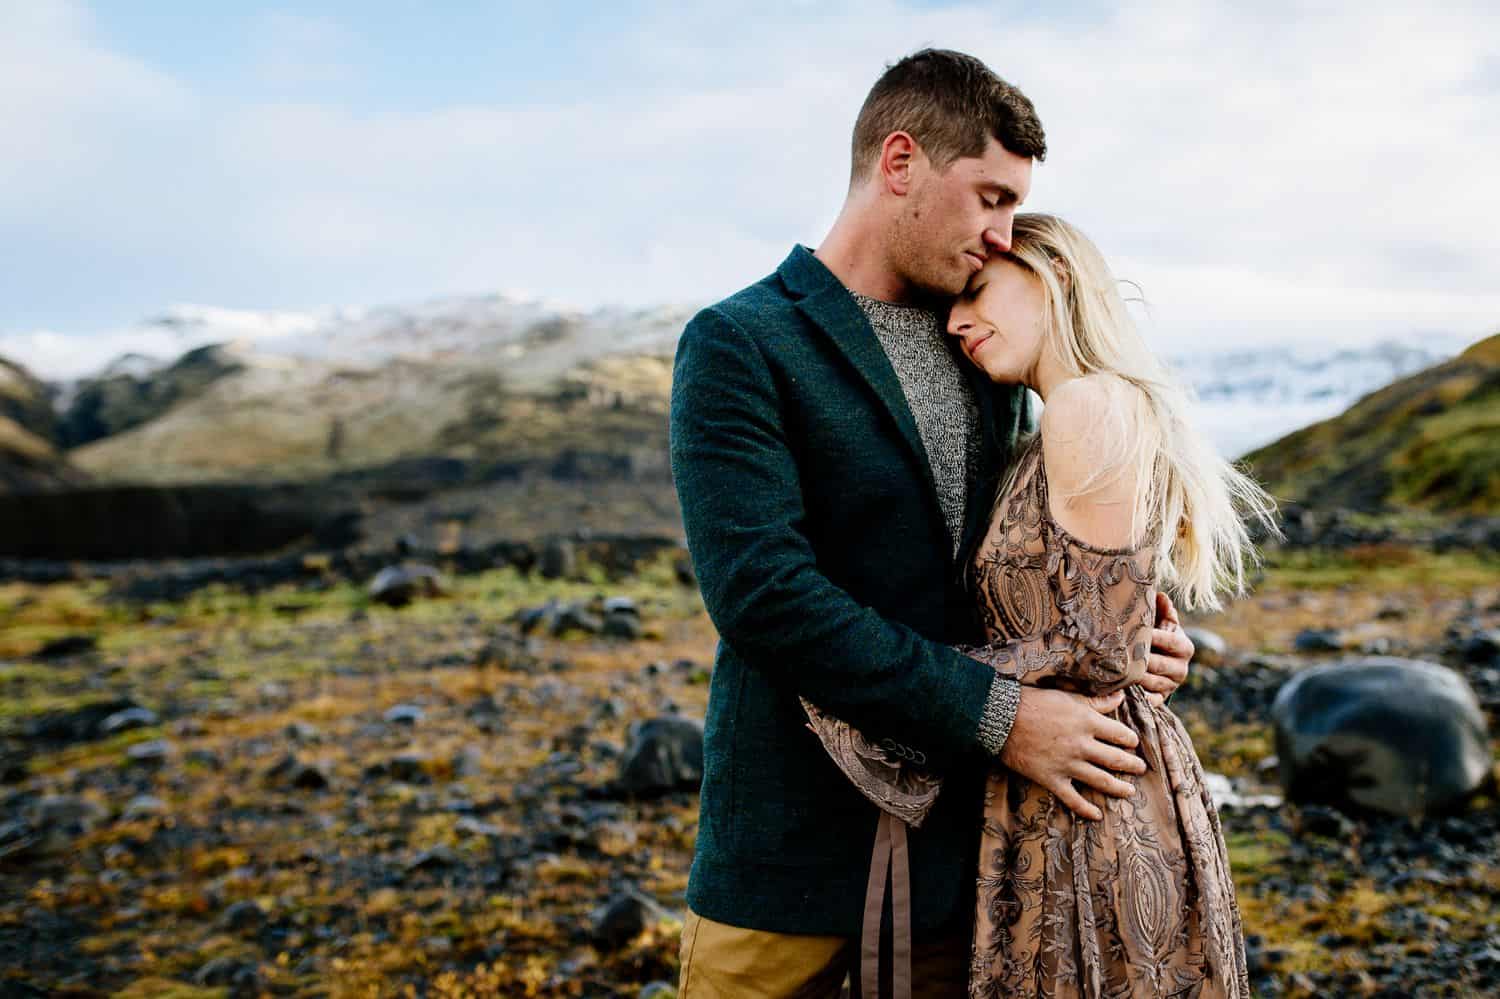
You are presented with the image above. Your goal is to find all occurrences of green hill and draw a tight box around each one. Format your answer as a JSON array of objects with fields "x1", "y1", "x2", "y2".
[
  {"x1": 0, "y1": 357, "x2": 81, "y2": 492},
  {"x1": 1244, "y1": 332, "x2": 1500, "y2": 515}
]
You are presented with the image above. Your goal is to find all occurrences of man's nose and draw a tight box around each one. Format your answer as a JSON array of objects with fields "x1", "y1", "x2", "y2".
[{"x1": 983, "y1": 223, "x2": 1012, "y2": 254}]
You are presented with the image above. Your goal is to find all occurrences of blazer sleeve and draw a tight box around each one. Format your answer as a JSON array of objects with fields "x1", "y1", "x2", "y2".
[{"x1": 669, "y1": 306, "x2": 997, "y2": 764}]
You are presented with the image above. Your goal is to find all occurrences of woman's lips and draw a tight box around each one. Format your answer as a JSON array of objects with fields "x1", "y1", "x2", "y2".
[{"x1": 965, "y1": 332, "x2": 993, "y2": 361}]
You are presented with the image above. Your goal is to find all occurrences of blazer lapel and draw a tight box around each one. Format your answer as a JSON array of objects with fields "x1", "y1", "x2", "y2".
[
  {"x1": 954, "y1": 347, "x2": 1001, "y2": 574},
  {"x1": 954, "y1": 370, "x2": 1033, "y2": 577},
  {"x1": 780, "y1": 247, "x2": 940, "y2": 512}
]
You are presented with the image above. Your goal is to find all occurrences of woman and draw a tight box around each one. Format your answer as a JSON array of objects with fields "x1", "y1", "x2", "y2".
[{"x1": 804, "y1": 213, "x2": 1277, "y2": 998}]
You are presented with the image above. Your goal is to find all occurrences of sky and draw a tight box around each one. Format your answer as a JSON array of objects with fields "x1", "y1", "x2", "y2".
[{"x1": 2, "y1": 0, "x2": 1498, "y2": 376}]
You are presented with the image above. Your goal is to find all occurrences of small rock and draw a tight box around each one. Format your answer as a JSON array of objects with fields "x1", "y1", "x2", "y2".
[
  {"x1": 455, "y1": 816, "x2": 504, "y2": 839},
  {"x1": 407, "y1": 845, "x2": 461, "y2": 871},
  {"x1": 603, "y1": 596, "x2": 640, "y2": 616},
  {"x1": 1203, "y1": 772, "x2": 1283, "y2": 812},
  {"x1": 1295, "y1": 804, "x2": 1356, "y2": 839},
  {"x1": 257, "y1": 681, "x2": 290, "y2": 704},
  {"x1": 594, "y1": 821, "x2": 640, "y2": 857},
  {"x1": 1184, "y1": 627, "x2": 1227, "y2": 667},
  {"x1": 369, "y1": 564, "x2": 447, "y2": 608},
  {"x1": 284, "y1": 721, "x2": 321, "y2": 743},
  {"x1": 539, "y1": 538, "x2": 577, "y2": 580},
  {"x1": 193, "y1": 956, "x2": 263, "y2": 991},
  {"x1": 125, "y1": 739, "x2": 172, "y2": 768},
  {"x1": 121, "y1": 795, "x2": 167, "y2": 820},
  {"x1": 30, "y1": 795, "x2": 108, "y2": 836},
  {"x1": 603, "y1": 612, "x2": 643, "y2": 640},
  {"x1": 99, "y1": 707, "x2": 159, "y2": 736},
  {"x1": 384, "y1": 704, "x2": 425, "y2": 726},
  {"x1": 171, "y1": 718, "x2": 208, "y2": 738},
  {"x1": 24, "y1": 698, "x2": 140, "y2": 745},
  {"x1": 452, "y1": 745, "x2": 485, "y2": 778},
  {"x1": 265, "y1": 754, "x2": 331, "y2": 790},
  {"x1": 1459, "y1": 630, "x2": 1500, "y2": 665},
  {"x1": 590, "y1": 890, "x2": 673, "y2": 950},
  {"x1": 389, "y1": 751, "x2": 430, "y2": 783},
  {"x1": 552, "y1": 605, "x2": 604, "y2": 637},
  {"x1": 1293, "y1": 628, "x2": 1344, "y2": 653},
  {"x1": 221, "y1": 899, "x2": 268, "y2": 932},
  {"x1": 474, "y1": 630, "x2": 540, "y2": 673}
]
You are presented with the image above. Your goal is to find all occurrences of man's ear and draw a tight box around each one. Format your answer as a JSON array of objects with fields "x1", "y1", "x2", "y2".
[{"x1": 879, "y1": 131, "x2": 919, "y2": 196}]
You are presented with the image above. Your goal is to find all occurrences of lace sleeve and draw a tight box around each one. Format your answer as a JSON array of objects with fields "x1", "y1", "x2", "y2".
[{"x1": 800, "y1": 698, "x2": 944, "y2": 827}]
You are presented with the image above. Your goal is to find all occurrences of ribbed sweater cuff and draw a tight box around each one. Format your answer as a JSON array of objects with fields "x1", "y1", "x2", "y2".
[{"x1": 977, "y1": 675, "x2": 1021, "y2": 756}]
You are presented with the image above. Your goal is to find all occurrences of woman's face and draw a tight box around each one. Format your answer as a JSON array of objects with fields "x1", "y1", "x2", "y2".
[{"x1": 945, "y1": 255, "x2": 1048, "y2": 385}]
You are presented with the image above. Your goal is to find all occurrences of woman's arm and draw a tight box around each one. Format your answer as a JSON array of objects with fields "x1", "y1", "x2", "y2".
[{"x1": 960, "y1": 375, "x2": 1158, "y2": 695}]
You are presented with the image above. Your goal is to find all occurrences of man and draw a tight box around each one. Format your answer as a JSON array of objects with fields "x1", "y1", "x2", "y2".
[{"x1": 670, "y1": 49, "x2": 1192, "y2": 997}]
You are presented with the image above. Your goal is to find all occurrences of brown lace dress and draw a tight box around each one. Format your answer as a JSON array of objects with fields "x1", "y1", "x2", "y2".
[
  {"x1": 959, "y1": 437, "x2": 1250, "y2": 999},
  {"x1": 803, "y1": 436, "x2": 1251, "y2": 999}
]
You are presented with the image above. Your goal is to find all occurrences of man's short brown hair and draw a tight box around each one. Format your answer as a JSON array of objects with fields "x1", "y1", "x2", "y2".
[{"x1": 850, "y1": 48, "x2": 1047, "y2": 185}]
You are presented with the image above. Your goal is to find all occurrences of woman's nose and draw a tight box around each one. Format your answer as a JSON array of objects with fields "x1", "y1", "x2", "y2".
[{"x1": 947, "y1": 310, "x2": 973, "y2": 336}]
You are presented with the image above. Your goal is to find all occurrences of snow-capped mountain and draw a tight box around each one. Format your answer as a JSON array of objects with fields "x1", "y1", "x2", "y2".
[
  {"x1": 1165, "y1": 338, "x2": 1465, "y2": 457},
  {"x1": 0, "y1": 292, "x2": 1474, "y2": 463}
]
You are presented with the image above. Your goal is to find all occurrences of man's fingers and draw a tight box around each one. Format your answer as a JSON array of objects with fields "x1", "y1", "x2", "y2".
[
  {"x1": 1087, "y1": 689, "x2": 1126, "y2": 714},
  {"x1": 1147, "y1": 651, "x2": 1189, "y2": 686},
  {"x1": 1144, "y1": 692, "x2": 1165, "y2": 707},
  {"x1": 1052, "y1": 781, "x2": 1104, "y2": 822},
  {"x1": 1071, "y1": 762, "x2": 1135, "y2": 799},
  {"x1": 1150, "y1": 625, "x2": 1194, "y2": 665},
  {"x1": 1136, "y1": 672, "x2": 1176, "y2": 694},
  {"x1": 1155, "y1": 590, "x2": 1181, "y2": 630},
  {"x1": 1090, "y1": 714, "x2": 1139, "y2": 750},
  {"x1": 1085, "y1": 742, "x2": 1147, "y2": 776}
]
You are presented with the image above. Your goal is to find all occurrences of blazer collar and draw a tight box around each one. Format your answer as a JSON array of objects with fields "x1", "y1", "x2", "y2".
[
  {"x1": 779, "y1": 246, "x2": 938, "y2": 516},
  {"x1": 776, "y1": 245, "x2": 1026, "y2": 576}
]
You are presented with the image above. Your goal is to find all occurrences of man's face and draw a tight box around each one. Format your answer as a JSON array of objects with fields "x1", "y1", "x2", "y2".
[{"x1": 890, "y1": 136, "x2": 1033, "y2": 298}]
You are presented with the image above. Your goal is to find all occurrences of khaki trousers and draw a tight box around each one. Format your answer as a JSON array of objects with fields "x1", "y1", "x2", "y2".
[{"x1": 677, "y1": 909, "x2": 971, "y2": 999}]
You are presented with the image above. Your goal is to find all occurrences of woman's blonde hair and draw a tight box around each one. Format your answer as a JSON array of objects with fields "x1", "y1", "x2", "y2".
[{"x1": 996, "y1": 212, "x2": 1280, "y2": 612}]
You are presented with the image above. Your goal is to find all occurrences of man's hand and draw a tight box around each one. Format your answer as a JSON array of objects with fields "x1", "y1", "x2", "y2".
[
  {"x1": 998, "y1": 686, "x2": 1146, "y2": 821},
  {"x1": 1137, "y1": 591, "x2": 1193, "y2": 708}
]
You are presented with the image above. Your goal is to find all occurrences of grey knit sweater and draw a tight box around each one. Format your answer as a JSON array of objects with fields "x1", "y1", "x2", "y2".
[{"x1": 852, "y1": 292, "x2": 1020, "y2": 756}]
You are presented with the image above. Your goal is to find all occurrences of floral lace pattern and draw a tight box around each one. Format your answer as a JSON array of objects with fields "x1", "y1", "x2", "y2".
[{"x1": 964, "y1": 437, "x2": 1251, "y2": 998}]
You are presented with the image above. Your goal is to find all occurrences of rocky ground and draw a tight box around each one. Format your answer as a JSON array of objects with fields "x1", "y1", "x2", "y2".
[{"x1": 0, "y1": 543, "x2": 1497, "y2": 997}]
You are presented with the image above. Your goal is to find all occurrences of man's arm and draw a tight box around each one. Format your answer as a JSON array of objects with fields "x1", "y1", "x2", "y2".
[{"x1": 670, "y1": 306, "x2": 1004, "y2": 765}]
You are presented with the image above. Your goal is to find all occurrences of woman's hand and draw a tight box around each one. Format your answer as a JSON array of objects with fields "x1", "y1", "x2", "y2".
[{"x1": 1138, "y1": 591, "x2": 1192, "y2": 707}]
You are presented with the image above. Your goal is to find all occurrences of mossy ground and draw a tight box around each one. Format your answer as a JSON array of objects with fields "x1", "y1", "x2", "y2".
[{"x1": 1, "y1": 545, "x2": 1496, "y2": 996}]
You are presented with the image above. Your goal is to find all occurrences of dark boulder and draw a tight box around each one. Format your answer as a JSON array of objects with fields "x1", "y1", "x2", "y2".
[
  {"x1": 539, "y1": 538, "x2": 576, "y2": 579},
  {"x1": 32, "y1": 634, "x2": 98, "y2": 660},
  {"x1": 24, "y1": 698, "x2": 141, "y2": 745},
  {"x1": 589, "y1": 890, "x2": 674, "y2": 950},
  {"x1": 1271, "y1": 657, "x2": 1491, "y2": 817},
  {"x1": 617, "y1": 717, "x2": 704, "y2": 795}
]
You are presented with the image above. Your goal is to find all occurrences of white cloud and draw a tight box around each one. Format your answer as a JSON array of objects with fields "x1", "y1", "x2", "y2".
[{"x1": 1, "y1": 0, "x2": 1497, "y2": 373}]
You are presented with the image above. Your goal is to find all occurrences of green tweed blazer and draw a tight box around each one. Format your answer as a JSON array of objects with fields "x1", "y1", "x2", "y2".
[{"x1": 669, "y1": 244, "x2": 1032, "y2": 938}]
